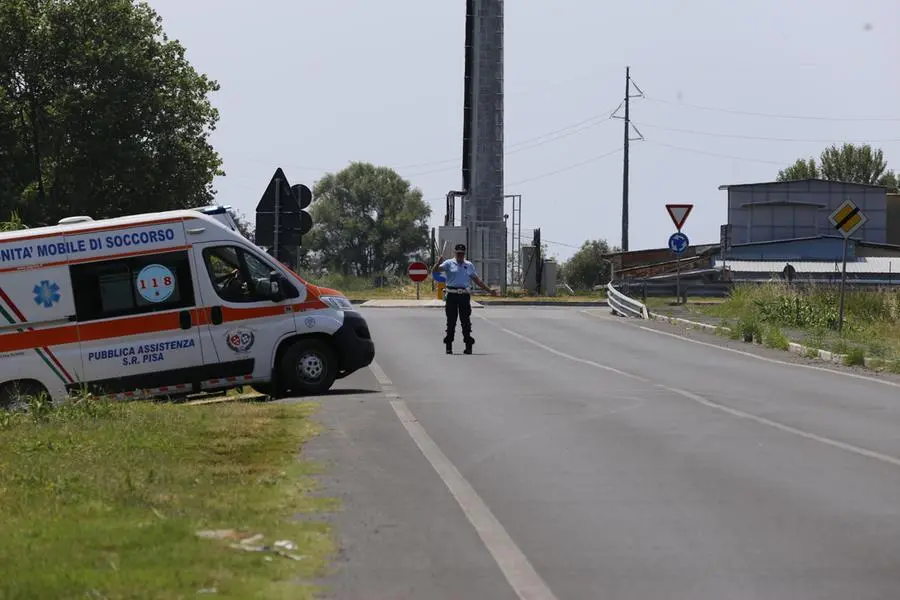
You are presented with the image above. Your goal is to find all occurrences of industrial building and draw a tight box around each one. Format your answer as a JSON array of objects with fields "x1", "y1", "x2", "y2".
[
  {"x1": 720, "y1": 178, "x2": 892, "y2": 245},
  {"x1": 715, "y1": 179, "x2": 900, "y2": 283},
  {"x1": 609, "y1": 179, "x2": 900, "y2": 289},
  {"x1": 712, "y1": 235, "x2": 900, "y2": 284},
  {"x1": 438, "y1": 0, "x2": 506, "y2": 289}
]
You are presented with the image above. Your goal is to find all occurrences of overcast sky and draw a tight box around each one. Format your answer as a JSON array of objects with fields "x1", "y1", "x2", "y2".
[{"x1": 146, "y1": 0, "x2": 899, "y2": 262}]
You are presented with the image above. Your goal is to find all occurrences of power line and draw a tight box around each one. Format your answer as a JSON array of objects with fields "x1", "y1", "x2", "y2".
[
  {"x1": 643, "y1": 96, "x2": 900, "y2": 122},
  {"x1": 401, "y1": 108, "x2": 620, "y2": 176},
  {"x1": 645, "y1": 140, "x2": 789, "y2": 166},
  {"x1": 232, "y1": 104, "x2": 623, "y2": 179},
  {"x1": 505, "y1": 147, "x2": 622, "y2": 187},
  {"x1": 542, "y1": 238, "x2": 581, "y2": 249},
  {"x1": 633, "y1": 122, "x2": 900, "y2": 143},
  {"x1": 422, "y1": 147, "x2": 622, "y2": 205}
]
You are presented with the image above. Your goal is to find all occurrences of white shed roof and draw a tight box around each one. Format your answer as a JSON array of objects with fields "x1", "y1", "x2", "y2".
[{"x1": 716, "y1": 257, "x2": 900, "y2": 274}]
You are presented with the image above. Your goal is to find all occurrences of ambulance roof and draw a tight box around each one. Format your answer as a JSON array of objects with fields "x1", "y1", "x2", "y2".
[{"x1": 0, "y1": 207, "x2": 230, "y2": 244}]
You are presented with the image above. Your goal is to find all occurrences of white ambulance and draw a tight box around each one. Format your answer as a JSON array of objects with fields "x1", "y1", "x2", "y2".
[{"x1": 0, "y1": 205, "x2": 374, "y2": 406}]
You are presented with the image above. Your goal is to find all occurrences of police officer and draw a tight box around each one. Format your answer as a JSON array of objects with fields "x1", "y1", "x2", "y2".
[{"x1": 433, "y1": 243, "x2": 497, "y2": 354}]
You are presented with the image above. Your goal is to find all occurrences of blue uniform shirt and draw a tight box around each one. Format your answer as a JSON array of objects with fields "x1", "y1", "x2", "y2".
[{"x1": 440, "y1": 258, "x2": 477, "y2": 288}]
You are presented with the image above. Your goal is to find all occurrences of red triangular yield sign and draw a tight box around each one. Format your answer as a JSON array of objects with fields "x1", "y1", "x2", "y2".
[{"x1": 666, "y1": 204, "x2": 693, "y2": 231}]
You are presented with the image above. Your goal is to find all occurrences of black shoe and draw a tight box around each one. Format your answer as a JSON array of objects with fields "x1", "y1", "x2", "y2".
[
  {"x1": 464, "y1": 343, "x2": 473, "y2": 355},
  {"x1": 445, "y1": 342, "x2": 453, "y2": 354}
]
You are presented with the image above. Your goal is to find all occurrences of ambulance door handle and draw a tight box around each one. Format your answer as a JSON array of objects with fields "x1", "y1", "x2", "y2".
[
  {"x1": 210, "y1": 306, "x2": 223, "y2": 325},
  {"x1": 179, "y1": 310, "x2": 192, "y2": 330}
]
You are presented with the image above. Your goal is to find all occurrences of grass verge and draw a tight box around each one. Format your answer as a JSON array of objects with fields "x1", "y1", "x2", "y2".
[
  {"x1": 685, "y1": 282, "x2": 900, "y2": 367},
  {"x1": 0, "y1": 396, "x2": 335, "y2": 599}
]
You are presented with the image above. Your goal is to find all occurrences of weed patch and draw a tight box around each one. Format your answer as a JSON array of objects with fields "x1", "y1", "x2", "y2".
[
  {"x1": 844, "y1": 346, "x2": 867, "y2": 366},
  {"x1": 696, "y1": 283, "x2": 900, "y2": 363}
]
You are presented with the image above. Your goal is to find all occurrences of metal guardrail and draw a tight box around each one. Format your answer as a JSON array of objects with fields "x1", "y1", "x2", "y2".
[
  {"x1": 606, "y1": 282, "x2": 649, "y2": 319},
  {"x1": 616, "y1": 281, "x2": 733, "y2": 300}
]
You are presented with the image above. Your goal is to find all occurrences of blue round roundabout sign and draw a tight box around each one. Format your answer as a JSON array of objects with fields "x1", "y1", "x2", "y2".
[{"x1": 668, "y1": 232, "x2": 690, "y2": 255}]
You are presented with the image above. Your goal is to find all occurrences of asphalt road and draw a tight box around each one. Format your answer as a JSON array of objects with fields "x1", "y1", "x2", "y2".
[{"x1": 302, "y1": 306, "x2": 900, "y2": 600}]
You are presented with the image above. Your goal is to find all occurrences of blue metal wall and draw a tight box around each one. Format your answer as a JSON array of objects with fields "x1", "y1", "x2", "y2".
[{"x1": 726, "y1": 180, "x2": 887, "y2": 245}]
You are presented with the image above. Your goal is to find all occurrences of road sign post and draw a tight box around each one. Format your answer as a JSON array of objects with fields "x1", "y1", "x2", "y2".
[
  {"x1": 668, "y1": 231, "x2": 690, "y2": 304},
  {"x1": 838, "y1": 236, "x2": 849, "y2": 332},
  {"x1": 666, "y1": 205, "x2": 693, "y2": 305},
  {"x1": 829, "y1": 199, "x2": 868, "y2": 333},
  {"x1": 408, "y1": 261, "x2": 429, "y2": 300},
  {"x1": 272, "y1": 175, "x2": 281, "y2": 262}
]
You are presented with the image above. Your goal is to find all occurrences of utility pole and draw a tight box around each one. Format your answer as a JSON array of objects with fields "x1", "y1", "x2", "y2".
[
  {"x1": 613, "y1": 67, "x2": 644, "y2": 252},
  {"x1": 622, "y1": 67, "x2": 630, "y2": 253}
]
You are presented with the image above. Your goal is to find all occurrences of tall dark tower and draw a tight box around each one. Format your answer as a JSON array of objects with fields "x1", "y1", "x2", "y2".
[{"x1": 460, "y1": 0, "x2": 504, "y2": 287}]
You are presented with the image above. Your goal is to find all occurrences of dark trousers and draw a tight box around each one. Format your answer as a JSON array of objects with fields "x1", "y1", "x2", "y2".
[{"x1": 444, "y1": 291, "x2": 473, "y2": 344}]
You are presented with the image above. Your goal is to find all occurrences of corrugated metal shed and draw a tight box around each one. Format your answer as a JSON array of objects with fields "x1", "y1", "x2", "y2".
[
  {"x1": 716, "y1": 257, "x2": 900, "y2": 274},
  {"x1": 720, "y1": 179, "x2": 889, "y2": 246}
]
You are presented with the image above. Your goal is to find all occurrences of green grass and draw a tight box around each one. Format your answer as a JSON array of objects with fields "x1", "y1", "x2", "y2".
[
  {"x1": 693, "y1": 282, "x2": 900, "y2": 366},
  {"x1": 0, "y1": 396, "x2": 336, "y2": 599},
  {"x1": 643, "y1": 297, "x2": 726, "y2": 309},
  {"x1": 763, "y1": 325, "x2": 791, "y2": 351}
]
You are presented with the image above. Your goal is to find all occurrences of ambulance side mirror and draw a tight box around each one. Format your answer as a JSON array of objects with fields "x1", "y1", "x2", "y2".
[{"x1": 268, "y1": 271, "x2": 286, "y2": 302}]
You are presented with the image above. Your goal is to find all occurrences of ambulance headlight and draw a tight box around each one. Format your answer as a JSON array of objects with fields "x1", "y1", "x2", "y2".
[{"x1": 320, "y1": 295, "x2": 354, "y2": 311}]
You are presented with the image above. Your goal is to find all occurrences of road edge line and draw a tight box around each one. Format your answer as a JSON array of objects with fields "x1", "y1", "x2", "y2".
[
  {"x1": 475, "y1": 317, "x2": 900, "y2": 470},
  {"x1": 634, "y1": 325, "x2": 900, "y2": 389},
  {"x1": 577, "y1": 308, "x2": 900, "y2": 389},
  {"x1": 369, "y1": 361, "x2": 559, "y2": 600}
]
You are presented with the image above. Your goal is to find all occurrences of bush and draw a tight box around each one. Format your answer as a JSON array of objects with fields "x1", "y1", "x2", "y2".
[
  {"x1": 721, "y1": 283, "x2": 900, "y2": 333},
  {"x1": 763, "y1": 326, "x2": 790, "y2": 350},
  {"x1": 737, "y1": 314, "x2": 762, "y2": 343},
  {"x1": 844, "y1": 346, "x2": 866, "y2": 366}
]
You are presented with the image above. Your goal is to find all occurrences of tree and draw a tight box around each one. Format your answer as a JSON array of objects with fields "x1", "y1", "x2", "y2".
[
  {"x1": 305, "y1": 162, "x2": 431, "y2": 278},
  {"x1": 0, "y1": 0, "x2": 223, "y2": 226},
  {"x1": 0, "y1": 210, "x2": 25, "y2": 232},
  {"x1": 777, "y1": 158, "x2": 819, "y2": 181},
  {"x1": 229, "y1": 209, "x2": 254, "y2": 241},
  {"x1": 776, "y1": 143, "x2": 898, "y2": 190},
  {"x1": 561, "y1": 239, "x2": 617, "y2": 291}
]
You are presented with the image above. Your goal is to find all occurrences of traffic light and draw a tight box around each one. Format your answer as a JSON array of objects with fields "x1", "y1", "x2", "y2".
[
  {"x1": 255, "y1": 168, "x2": 314, "y2": 267},
  {"x1": 291, "y1": 183, "x2": 313, "y2": 241}
]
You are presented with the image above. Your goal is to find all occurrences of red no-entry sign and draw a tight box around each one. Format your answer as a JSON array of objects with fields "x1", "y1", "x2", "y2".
[{"x1": 407, "y1": 261, "x2": 429, "y2": 283}]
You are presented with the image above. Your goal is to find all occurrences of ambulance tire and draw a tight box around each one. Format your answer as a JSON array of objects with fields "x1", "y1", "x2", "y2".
[{"x1": 279, "y1": 338, "x2": 338, "y2": 396}]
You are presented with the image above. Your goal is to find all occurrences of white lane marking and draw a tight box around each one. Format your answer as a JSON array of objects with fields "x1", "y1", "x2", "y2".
[
  {"x1": 476, "y1": 316, "x2": 648, "y2": 383},
  {"x1": 476, "y1": 318, "x2": 900, "y2": 470},
  {"x1": 660, "y1": 384, "x2": 900, "y2": 468},
  {"x1": 369, "y1": 361, "x2": 559, "y2": 600},
  {"x1": 369, "y1": 360, "x2": 393, "y2": 386},
  {"x1": 635, "y1": 324, "x2": 900, "y2": 389}
]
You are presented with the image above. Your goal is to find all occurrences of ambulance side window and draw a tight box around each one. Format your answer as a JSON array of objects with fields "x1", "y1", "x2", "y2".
[
  {"x1": 70, "y1": 250, "x2": 196, "y2": 322},
  {"x1": 202, "y1": 245, "x2": 297, "y2": 303}
]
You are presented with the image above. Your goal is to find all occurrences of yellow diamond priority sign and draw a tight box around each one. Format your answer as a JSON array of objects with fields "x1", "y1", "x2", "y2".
[{"x1": 828, "y1": 199, "x2": 868, "y2": 238}]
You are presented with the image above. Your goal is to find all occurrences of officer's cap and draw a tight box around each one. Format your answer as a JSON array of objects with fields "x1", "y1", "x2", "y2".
[{"x1": 454, "y1": 243, "x2": 466, "y2": 252}]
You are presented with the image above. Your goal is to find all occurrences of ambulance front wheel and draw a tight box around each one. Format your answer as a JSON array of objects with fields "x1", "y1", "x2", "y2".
[{"x1": 279, "y1": 338, "x2": 338, "y2": 396}]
